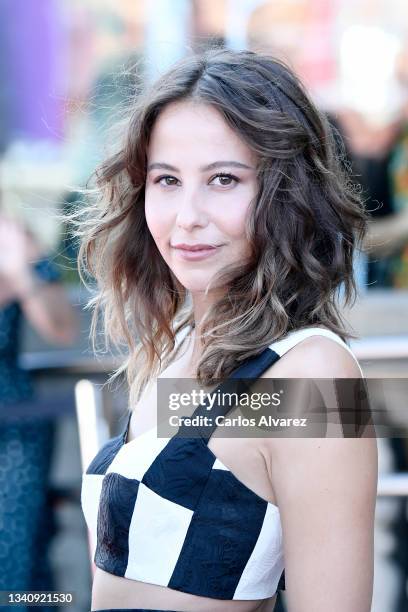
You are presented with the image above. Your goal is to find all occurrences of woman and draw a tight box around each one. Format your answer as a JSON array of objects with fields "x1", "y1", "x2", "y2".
[{"x1": 79, "y1": 48, "x2": 378, "y2": 612}]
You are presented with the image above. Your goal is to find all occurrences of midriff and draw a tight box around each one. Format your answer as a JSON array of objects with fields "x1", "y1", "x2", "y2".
[{"x1": 91, "y1": 569, "x2": 277, "y2": 611}]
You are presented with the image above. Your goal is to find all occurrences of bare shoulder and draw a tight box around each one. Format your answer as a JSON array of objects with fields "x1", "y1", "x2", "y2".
[
  {"x1": 261, "y1": 333, "x2": 362, "y2": 379},
  {"x1": 258, "y1": 332, "x2": 372, "y2": 489}
]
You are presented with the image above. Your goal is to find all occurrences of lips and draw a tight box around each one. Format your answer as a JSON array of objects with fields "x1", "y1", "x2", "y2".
[
  {"x1": 171, "y1": 242, "x2": 223, "y2": 261},
  {"x1": 172, "y1": 243, "x2": 218, "y2": 251}
]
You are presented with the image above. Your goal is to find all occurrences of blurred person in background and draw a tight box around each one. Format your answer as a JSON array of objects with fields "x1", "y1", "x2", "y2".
[
  {"x1": 0, "y1": 213, "x2": 78, "y2": 609},
  {"x1": 385, "y1": 36, "x2": 408, "y2": 288},
  {"x1": 331, "y1": 35, "x2": 408, "y2": 290},
  {"x1": 332, "y1": 109, "x2": 408, "y2": 288}
]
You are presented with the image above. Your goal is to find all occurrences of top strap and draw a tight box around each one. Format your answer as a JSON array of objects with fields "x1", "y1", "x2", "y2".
[
  {"x1": 180, "y1": 326, "x2": 363, "y2": 443},
  {"x1": 181, "y1": 345, "x2": 279, "y2": 442}
]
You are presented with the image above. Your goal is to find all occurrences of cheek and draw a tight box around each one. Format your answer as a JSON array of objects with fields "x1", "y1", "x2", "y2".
[
  {"x1": 145, "y1": 195, "x2": 170, "y2": 244},
  {"x1": 226, "y1": 215, "x2": 247, "y2": 239},
  {"x1": 221, "y1": 200, "x2": 253, "y2": 259},
  {"x1": 218, "y1": 200, "x2": 250, "y2": 241}
]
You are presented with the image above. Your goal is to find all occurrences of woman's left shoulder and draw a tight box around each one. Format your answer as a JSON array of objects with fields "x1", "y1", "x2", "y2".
[
  {"x1": 262, "y1": 330, "x2": 362, "y2": 379},
  {"x1": 288, "y1": 334, "x2": 362, "y2": 377}
]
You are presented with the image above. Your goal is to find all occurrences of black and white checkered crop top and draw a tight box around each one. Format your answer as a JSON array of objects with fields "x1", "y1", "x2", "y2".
[{"x1": 81, "y1": 326, "x2": 361, "y2": 601}]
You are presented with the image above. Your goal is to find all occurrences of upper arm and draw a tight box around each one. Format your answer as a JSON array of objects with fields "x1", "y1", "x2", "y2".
[
  {"x1": 261, "y1": 336, "x2": 378, "y2": 610},
  {"x1": 272, "y1": 435, "x2": 377, "y2": 611}
]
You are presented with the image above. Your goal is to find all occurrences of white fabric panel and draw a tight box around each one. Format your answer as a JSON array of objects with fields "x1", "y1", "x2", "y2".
[
  {"x1": 125, "y1": 482, "x2": 193, "y2": 585},
  {"x1": 81, "y1": 473, "x2": 104, "y2": 558},
  {"x1": 106, "y1": 427, "x2": 170, "y2": 480},
  {"x1": 233, "y1": 503, "x2": 284, "y2": 599},
  {"x1": 212, "y1": 457, "x2": 229, "y2": 470}
]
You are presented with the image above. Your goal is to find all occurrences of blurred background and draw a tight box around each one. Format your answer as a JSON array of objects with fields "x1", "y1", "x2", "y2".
[{"x1": 0, "y1": 1, "x2": 408, "y2": 611}]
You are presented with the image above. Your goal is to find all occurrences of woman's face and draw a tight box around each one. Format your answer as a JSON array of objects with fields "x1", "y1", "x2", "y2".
[{"x1": 145, "y1": 100, "x2": 258, "y2": 294}]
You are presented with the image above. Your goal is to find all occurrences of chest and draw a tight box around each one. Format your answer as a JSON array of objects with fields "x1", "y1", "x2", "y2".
[{"x1": 127, "y1": 358, "x2": 277, "y2": 507}]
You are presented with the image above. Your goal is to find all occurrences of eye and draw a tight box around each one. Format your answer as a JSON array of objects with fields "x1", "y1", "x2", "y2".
[
  {"x1": 154, "y1": 175, "x2": 180, "y2": 187},
  {"x1": 209, "y1": 173, "x2": 240, "y2": 187}
]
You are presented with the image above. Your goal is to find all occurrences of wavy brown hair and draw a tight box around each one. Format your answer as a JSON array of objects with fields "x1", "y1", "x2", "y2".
[{"x1": 75, "y1": 47, "x2": 368, "y2": 407}]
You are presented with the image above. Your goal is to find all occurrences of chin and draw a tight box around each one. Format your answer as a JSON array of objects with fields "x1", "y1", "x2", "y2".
[{"x1": 172, "y1": 269, "x2": 221, "y2": 294}]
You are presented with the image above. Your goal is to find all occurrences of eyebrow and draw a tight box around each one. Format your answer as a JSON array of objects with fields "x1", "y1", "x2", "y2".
[{"x1": 146, "y1": 161, "x2": 254, "y2": 173}]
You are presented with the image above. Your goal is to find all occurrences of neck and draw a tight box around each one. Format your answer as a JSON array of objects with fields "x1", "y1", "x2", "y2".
[
  {"x1": 188, "y1": 289, "x2": 222, "y2": 375},
  {"x1": 191, "y1": 290, "x2": 216, "y2": 331}
]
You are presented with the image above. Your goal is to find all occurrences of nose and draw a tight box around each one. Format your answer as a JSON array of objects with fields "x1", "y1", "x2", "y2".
[{"x1": 175, "y1": 187, "x2": 208, "y2": 231}]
